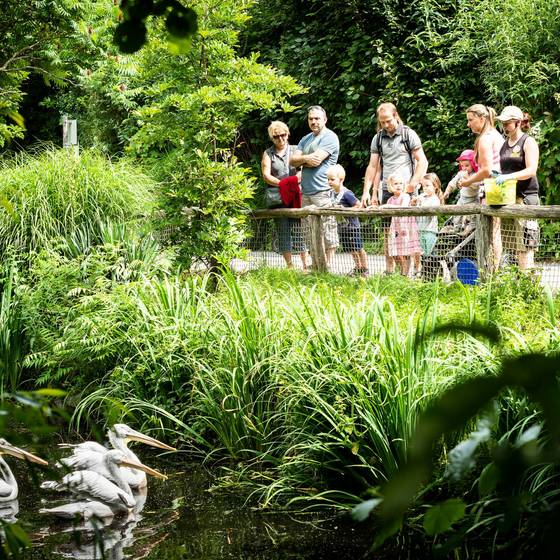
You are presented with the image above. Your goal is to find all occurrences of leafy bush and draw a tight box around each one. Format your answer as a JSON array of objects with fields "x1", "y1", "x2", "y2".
[
  {"x1": 242, "y1": 0, "x2": 560, "y2": 198},
  {"x1": 354, "y1": 334, "x2": 560, "y2": 557},
  {"x1": 50, "y1": 269, "x2": 551, "y2": 504},
  {"x1": 18, "y1": 222, "x2": 171, "y2": 389},
  {"x1": 12, "y1": 262, "x2": 560, "y2": 520},
  {"x1": 0, "y1": 261, "x2": 27, "y2": 393},
  {"x1": 0, "y1": 147, "x2": 156, "y2": 261}
]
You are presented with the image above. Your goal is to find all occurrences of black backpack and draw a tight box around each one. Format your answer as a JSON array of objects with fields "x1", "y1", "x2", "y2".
[{"x1": 376, "y1": 125, "x2": 415, "y2": 172}]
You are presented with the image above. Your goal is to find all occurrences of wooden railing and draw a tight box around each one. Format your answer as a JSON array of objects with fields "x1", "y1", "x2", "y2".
[{"x1": 248, "y1": 204, "x2": 560, "y2": 275}]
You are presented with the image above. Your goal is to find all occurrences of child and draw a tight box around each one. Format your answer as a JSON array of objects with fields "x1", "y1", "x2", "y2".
[
  {"x1": 327, "y1": 164, "x2": 369, "y2": 277},
  {"x1": 385, "y1": 174, "x2": 421, "y2": 277},
  {"x1": 415, "y1": 173, "x2": 443, "y2": 265},
  {"x1": 443, "y1": 149, "x2": 479, "y2": 204},
  {"x1": 442, "y1": 149, "x2": 479, "y2": 234}
]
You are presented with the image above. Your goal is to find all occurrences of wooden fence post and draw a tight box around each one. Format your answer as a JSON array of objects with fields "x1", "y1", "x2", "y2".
[
  {"x1": 475, "y1": 214, "x2": 493, "y2": 278},
  {"x1": 309, "y1": 214, "x2": 328, "y2": 272}
]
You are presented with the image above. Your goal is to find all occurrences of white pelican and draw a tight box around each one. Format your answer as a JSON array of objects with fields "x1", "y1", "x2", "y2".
[
  {"x1": 59, "y1": 424, "x2": 176, "y2": 488},
  {"x1": 39, "y1": 486, "x2": 148, "y2": 524},
  {"x1": 41, "y1": 449, "x2": 166, "y2": 514},
  {"x1": 39, "y1": 500, "x2": 116, "y2": 522},
  {"x1": 0, "y1": 438, "x2": 48, "y2": 502}
]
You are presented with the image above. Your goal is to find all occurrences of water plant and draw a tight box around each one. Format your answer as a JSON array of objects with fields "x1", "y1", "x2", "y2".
[
  {"x1": 0, "y1": 260, "x2": 26, "y2": 394},
  {"x1": 0, "y1": 147, "x2": 156, "y2": 262}
]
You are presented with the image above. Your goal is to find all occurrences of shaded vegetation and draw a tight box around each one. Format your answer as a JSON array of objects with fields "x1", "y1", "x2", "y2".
[{"x1": 1, "y1": 1, "x2": 560, "y2": 557}]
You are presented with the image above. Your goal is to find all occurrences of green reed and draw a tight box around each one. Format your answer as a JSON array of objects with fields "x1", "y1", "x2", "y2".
[
  {"x1": 0, "y1": 147, "x2": 155, "y2": 261},
  {"x1": 24, "y1": 266, "x2": 557, "y2": 507}
]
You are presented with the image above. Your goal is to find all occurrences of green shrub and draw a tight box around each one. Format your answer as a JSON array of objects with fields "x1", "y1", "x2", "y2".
[
  {"x1": 0, "y1": 147, "x2": 156, "y2": 261},
  {"x1": 0, "y1": 260, "x2": 27, "y2": 393},
  {"x1": 17, "y1": 266, "x2": 560, "y2": 511}
]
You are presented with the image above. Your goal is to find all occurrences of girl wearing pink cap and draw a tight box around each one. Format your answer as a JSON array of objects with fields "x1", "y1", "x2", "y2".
[
  {"x1": 443, "y1": 149, "x2": 480, "y2": 204},
  {"x1": 442, "y1": 149, "x2": 480, "y2": 234}
]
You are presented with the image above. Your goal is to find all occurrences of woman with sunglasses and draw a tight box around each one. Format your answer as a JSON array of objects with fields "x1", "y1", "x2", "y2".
[{"x1": 261, "y1": 121, "x2": 309, "y2": 270}]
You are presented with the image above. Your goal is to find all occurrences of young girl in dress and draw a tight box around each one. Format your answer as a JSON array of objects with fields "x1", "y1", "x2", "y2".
[
  {"x1": 414, "y1": 173, "x2": 443, "y2": 275},
  {"x1": 385, "y1": 174, "x2": 421, "y2": 276}
]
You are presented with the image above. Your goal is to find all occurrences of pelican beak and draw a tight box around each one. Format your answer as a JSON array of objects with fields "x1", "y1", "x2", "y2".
[
  {"x1": 119, "y1": 458, "x2": 168, "y2": 480},
  {"x1": 124, "y1": 429, "x2": 176, "y2": 452},
  {"x1": 0, "y1": 441, "x2": 48, "y2": 466}
]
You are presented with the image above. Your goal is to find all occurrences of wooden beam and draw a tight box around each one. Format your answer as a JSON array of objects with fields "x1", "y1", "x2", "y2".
[{"x1": 247, "y1": 204, "x2": 560, "y2": 220}]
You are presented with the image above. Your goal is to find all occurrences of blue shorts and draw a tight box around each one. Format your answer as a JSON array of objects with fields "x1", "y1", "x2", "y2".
[
  {"x1": 338, "y1": 225, "x2": 364, "y2": 252},
  {"x1": 275, "y1": 217, "x2": 306, "y2": 253}
]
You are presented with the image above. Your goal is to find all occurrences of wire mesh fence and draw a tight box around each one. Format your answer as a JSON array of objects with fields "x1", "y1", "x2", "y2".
[{"x1": 232, "y1": 205, "x2": 560, "y2": 289}]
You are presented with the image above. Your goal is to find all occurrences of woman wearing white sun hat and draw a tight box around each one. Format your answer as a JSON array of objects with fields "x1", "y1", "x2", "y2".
[{"x1": 495, "y1": 105, "x2": 540, "y2": 270}]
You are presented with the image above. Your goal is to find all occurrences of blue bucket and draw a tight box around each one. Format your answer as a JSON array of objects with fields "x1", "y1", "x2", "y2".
[{"x1": 456, "y1": 258, "x2": 479, "y2": 285}]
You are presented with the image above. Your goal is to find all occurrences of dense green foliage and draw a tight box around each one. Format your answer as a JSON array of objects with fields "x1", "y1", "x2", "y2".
[
  {"x1": 0, "y1": 143, "x2": 557, "y2": 557},
  {"x1": 125, "y1": 0, "x2": 303, "y2": 266},
  {"x1": 4, "y1": 235, "x2": 560, "y2": 557},
  {"x1": 242, "y1": 0, "x2": 560, "y2": 196},
  {"x1": 0, "y1": 0, "x2": 84, "y2": 146},
  {"x1": 4, "y1": 0, "x2": 560, "y2": 262},
  {"x1": 36, "y1": 0, "x2": 303, "y2": 266},
  {"x1": 0, "y1": 147, "x2": 155, "y2": 261},
  {"x1": 1, "y1": 2, "x2": 560, "y2": 556}
]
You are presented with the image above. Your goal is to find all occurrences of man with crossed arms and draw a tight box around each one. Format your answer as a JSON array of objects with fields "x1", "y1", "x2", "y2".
[{"x1": 291, "y1": 105, "x2": 340, "y2": 268}]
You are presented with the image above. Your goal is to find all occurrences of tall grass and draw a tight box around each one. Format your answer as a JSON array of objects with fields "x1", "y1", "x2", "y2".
[
  {"x1": 0, "y1": 260, "x2": 27, "y2": 393},
  {"x1": 20, "y1": 266, "x2": 558, "y2": 506},
  {"x1": 0, "y1": 147, "x2": 156, "y2": 260}
]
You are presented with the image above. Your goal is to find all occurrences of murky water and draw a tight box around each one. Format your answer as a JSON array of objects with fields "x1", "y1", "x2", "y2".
[{"x1": 8, "y1": 452, "x2": 372, "y2": 559}]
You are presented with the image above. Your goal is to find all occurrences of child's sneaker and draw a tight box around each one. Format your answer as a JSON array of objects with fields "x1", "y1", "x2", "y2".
[{"x1": 349, "y1": 267, "x2": 369, "y2": 278}]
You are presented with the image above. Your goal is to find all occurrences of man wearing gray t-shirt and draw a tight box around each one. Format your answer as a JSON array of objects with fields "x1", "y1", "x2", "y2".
[
  {"x1": 291, "y1": 106, "x2": 340, "y2": 268},
  {"x1": 361, "y1": 103, "x2": 428, "y2": 273},
  {"x1": 361, "y1": 103, "x2": 428, "y2": 206}
]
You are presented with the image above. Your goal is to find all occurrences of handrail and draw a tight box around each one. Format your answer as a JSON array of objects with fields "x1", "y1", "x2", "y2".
[{"x1": 248, "y1": 204, "x2": 560, "y2": 220}]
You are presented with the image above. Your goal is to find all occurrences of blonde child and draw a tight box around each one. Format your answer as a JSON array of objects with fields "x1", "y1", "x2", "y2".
[
  {"x1": 413, "y1": 173, "x2": 443, "y2": 275},
  {"x1": 327, "y1": 164, "x2": 369, "y2": 277},
  {"x1": 385, "y1": 174, "x2": 421, "y2": 276}
]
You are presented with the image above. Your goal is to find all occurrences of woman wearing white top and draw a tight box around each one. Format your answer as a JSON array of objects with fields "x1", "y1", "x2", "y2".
[{"x1": 459, "y1": 104, "x2": 504, "y2": 192}]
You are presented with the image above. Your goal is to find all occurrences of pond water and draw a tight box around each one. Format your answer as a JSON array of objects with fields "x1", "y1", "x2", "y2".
[{"x1": 8, "y1": 452, "x2": 373, "y2": 559}]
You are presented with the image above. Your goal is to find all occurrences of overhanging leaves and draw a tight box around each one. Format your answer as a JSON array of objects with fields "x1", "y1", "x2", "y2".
[
  {"x1": 423, "y1": 499, "x2": 466, "y2": 536},
  {"x1": 114, "y1": 0, "x2": 198, "y2": 53}
]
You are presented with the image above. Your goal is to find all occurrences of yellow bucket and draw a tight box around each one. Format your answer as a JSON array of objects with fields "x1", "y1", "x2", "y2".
[{"x1": 484, "y1": 178, "x2": 517, "y2": 205}]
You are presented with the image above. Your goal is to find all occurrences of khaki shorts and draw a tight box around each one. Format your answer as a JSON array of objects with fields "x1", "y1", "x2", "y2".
[
  {"x1": 501, "y1": 195, "x2": 540, "y2": 253},
  {"x1": 302, "y1": 191, "x2": 339, "y2": 249}
]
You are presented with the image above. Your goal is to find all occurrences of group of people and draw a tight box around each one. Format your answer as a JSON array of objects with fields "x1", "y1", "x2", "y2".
[{"x1": 261, "y1": 101, "x2": 540, "y2": 276}]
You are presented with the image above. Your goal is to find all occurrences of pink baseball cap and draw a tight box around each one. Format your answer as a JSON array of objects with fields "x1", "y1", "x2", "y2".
[{"x1": 456, "y1": 149, "x2": 478, "y2": 172}]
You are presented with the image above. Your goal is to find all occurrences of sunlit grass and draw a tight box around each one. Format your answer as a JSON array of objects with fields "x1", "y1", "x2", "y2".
[
  {"x1": 16, "y1": 262, "x2": 560, "y2": 507},
  {"x1": 0, "y1": 147, "x2": 156, "y2": 260}
]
